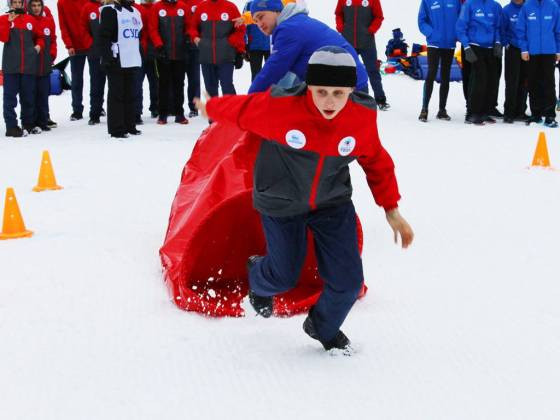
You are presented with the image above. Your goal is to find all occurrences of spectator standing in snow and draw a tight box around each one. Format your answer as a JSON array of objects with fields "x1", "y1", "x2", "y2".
[
  {"x1": 517, "y1": 0, "x2": 560, "y2": 127},
  {"x1": 98, "y1": 0, "x2": 142, "y2": 138},
  {"x1": 335, "y1": 0, "x2": 390, "y2": 110},
  {"x1": 149, "y1": 0, "x2": 189, "y2": 125},
  {"x1": 243, "y1": 1, "x2": 271, "y2": 81},
  {"x1": 1, "y1": 0, "x2": 42, "y2": 137},
  {"x1": 188, "y1": 0, "x2": 246, "y2": 98},
  {"x1": 501, "y1": 0, "x2": 528, "y2": 123},
  {"x1": 248, "y1": 0, "x2": 368, "y2": 94},
  {"x1": 58, "y1": 0, "x2": 90, "y2": 121},
  {"x1": 81, "y1": 0, "x2": 107, "y2": 126},
  {"x1": 417, "y1": 0, "x2": 461, "y2": 122},
  {"x1": 195, "y1": 46, "x2": 413, "y2": 353},
  {"x1": 456, "y1": 0, "x2": 503, "y2": 125},
  {"x1": 183, "y1": 0, "x2": 202, "y2": 118},
  {"x1": 29, "y1": 0, "x2": 56, "y2": 132}
]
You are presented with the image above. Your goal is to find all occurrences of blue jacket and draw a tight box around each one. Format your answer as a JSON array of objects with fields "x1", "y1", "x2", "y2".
[
  {"x1": 456, "y1": 0, "x2": 502, "y2": 48},
  {"x1": 418, "y1": 0, "x2": 461, "y2": 49},
  {"x1": 249, "y1": 3, "x2": 368, "y2": 93},
  {"x1": 516, "y1": 0, "x2": 560, "y2": 54},
  {"x1": 501, "y1": 2, "x2": 524, "y2": 49}
]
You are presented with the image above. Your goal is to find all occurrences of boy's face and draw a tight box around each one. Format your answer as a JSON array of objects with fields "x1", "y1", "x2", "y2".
[
  {"x1": 10, "y1": 0, "x2": 23, "y2": 9},
  {"x1": 308, "y1": 85, "x2": 353, "y2": 120},
  {"x1": 253, "y1": 11, "x2": 280, "y2": 35},
  {"x1": 30, "y1": 1, "x2": 42, "y2": 15}
]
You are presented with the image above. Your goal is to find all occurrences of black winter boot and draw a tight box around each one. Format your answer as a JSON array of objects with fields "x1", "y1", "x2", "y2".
[
  {"x1": 247, "y1": 255, "x2": 273, "y2": 318},
  {"x1": 303, "y1": 307, "x2": 351, "y2": 352}
]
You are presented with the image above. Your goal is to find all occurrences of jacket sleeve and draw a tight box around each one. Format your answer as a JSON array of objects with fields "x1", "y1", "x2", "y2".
[
  {"x1": 368, "y1": 0, "x2": 384, "y2": 34},
  {"x1": 555, "y1": 7, "x2": 560, "y2": 54},
  {"x1": 335, "y1": 0, "x2": 344, "y2": 33},
  {"x1": 493, "y1": 3, "x2": 502, "y2": 44},
  {"x1": 0, "y1": 16, "x2": 10, "y2": 43},
  {"x1": 356, "y1": 117, "x2": 401, "y2": 211},
  {"x1": 516, "y1": 7, "x2": 528, "y2": 53},
  {"x1": 227, "y1": 4, "x2": 246, "y2": 53},
  {"x1": 57, "y1": 0, "x2": 73, "y2": 49},
  {"x1": 455, "y1": 2, "x2": 470, "y2": 47},
  {"x1": 149, "y1": 4, "x2": 164, "y2": 48},
  {"x1": 99, "y1": 6, "x2": 117, "y2": 63},
  {"x1": 80, "y1": 5, "x2": 93, "y2": 50},
  {"x1": 32, "y1": 19, "x2": 44, "y2": 49},
  {"x1": 51, "y1": 19, "x2": 58, "y2": 61},
  {"x1": 418, "y1": 0, "x2": 433, "y2": 38},
  {"x1": 188, "y1": 5, "x2": 201, "y2": 40},
  {"x1": 206, "y1": 91, "x2": 279, "y2": 139},
  {"x1": 248, "y1": 27, "x2": 303, "y2": 93}
]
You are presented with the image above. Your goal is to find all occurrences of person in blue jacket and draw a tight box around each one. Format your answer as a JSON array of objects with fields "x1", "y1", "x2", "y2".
[
  {"x1": 456, "y1": 0, "x2": 503, "y2": 125},
  {"x1": 516, "y1": 0, "x2": 560, "y2": 127},
  {"x1": 247, "y1": 0, "x2": 369, "y2": 95},
  {"x1": 502, "y1": 0, "x2": 528, "y2": 123},
  {"x1": 417, "y1": 0, "x2": 461, "y2": 122},
  {"x1": 244, "y1": 1, "x2": 271, "y2": 81}
]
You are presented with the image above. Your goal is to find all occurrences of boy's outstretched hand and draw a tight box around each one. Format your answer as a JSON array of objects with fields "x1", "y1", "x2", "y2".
[
  {"x1": 385, "y1": 208, "x2": 414, "y2": 249},
  {"x1": 193, "y1": 92, "x2": 211, "y2": 119}
]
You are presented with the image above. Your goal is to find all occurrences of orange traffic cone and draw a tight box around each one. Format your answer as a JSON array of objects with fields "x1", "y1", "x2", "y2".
[
  {"x1": 0, "y1": 188, "x2": 33, "y2": 240},
  {"x1": 33, "y1": 150, "x2": 62, "y2": 192},
  {"x1": 531, "y1": 132, "x2": 551, "y2": 168}
]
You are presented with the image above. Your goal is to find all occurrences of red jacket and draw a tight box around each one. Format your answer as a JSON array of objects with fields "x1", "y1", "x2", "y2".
[
  {"x1": 206, "y1": 85, "x2": 400, "y2": 216},
  {"x1": 183, "y1": 0, "x2": 203, "y2": 42},
  {"x1": 149, "y1": 0, "x2": 189, "y2": 61},
  {"x1": 136, "y1": 2, "x2": 154, "y2": 56},
  {"x1": 335, "y1": 0, "x2": 384, "y2": 49},
  {"x1": 80, "y1": 0, "x2": 102, "y2": 52},
  {"x1": 0, "y1": 14, "x2": 42, "y2": 75},
  {"x1": 57, "y1": 0, "x2": 89, "y2": 51},
  {"x1": 30, "y1": 12, "x2": 57, "y2": 75},
  {"x1": 188, "y1": 0, "x2": 245, "y2": 65}
]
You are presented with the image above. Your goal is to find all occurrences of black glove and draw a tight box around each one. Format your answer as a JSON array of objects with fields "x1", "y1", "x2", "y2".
[
  {"x1": 156, "y1": 46, "x2": 167, "y2": 61},
  {"x1": 234, "y1": 53, "x2": 244, "y2": 70},
  {"x1": 493, "y1": 42, "x2": 503, "y2": 59},
  {"x1": 243, "y1": 51, "x2": 251, "y2": 62},
  {"x1": 464, "y1": 47, "x2": 477, "y2": 64}
]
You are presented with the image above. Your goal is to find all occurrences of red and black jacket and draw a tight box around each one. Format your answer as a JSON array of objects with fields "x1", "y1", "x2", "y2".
[
  {"x1": 206, "y1": 84, "x2": 400, "y2": 217},
  {"x1": 57, "y1": 0, "x2": 89, "y2": 52},
  {"x1": 335, "y1": 0, "x2": 384, "y2": 50},
  {"x1": 188, "y1": 0, "x2": 245, "y2": 65},
  {"x1": 30, "y1": 12, "x2": 57, "y2": 76},
  {"x1": 136, "y1": 2, "x2": 155, "y2": 58},
  {"x1": 183, "y1": 0, "x2": 202, "y2": 49},
  {"x1": 0, "y1": 13, "x2": 42, "y2": 75},
  {"x1": 80, "y1": 0, "x2": 102, "y2": 56},
  {"x1": 149, "y1": 0, "x2": 189, "y2": 61}
]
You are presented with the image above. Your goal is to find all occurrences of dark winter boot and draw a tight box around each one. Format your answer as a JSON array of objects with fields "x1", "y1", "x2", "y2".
[
  {"x1": 436, "y1": 109, "x2": 451, "y2": 121},
  {"x1": 47, "y1": 119, "x2": 57, "y2": 128},
  {"x1": 128, "y1": 128, "x2": 142, "y2": 135},
  {"x1": 70, "y1": 112, "x2": 83, "y2": 121},
  {"x1": 188, "y1": 110, "x2": 198, "y2": 118},
  {"x1": 246, "y1": 255, "x2": 273, "y2": 318},
  {"x1": 526, "y1": 116, "x2": 543, "y2": 126},
  {"x1": 88, "y1": 117, "x2": 100, "y2": 126},
  {"x1": 489, "y1": 108, "x2": 504, "y2": 119},
  {"x1": 418, "y1": 108, "x2": 428, "y2": 122},
  {"x1": 483, "y1": 116, "x2": 496, "y2": 124},
  {"x1": 377, "y1": 99, "x2": 390, "y2": 111},
  {"x1": 23, "y1": 125, "x2": 42, "y2": 134},
  {"x1": 303, "y1": 309, "x2": 351, "y2": 352},
  {"x1": 544, "y1": 117, "x2": 558, "y2": 128},
  {"x1": 465, "y1": 114, "x2": 485, "y2": 125},
  {"x1": 5, "y1": 126, "x2": 25, "y2": 137}
]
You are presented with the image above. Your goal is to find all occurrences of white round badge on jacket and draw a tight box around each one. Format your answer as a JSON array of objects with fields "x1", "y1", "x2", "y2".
[
  {"x1": 362, "y1": 0, "x2": 369, "y2": 7},
  {"x1": 221, "y1": 13, "x2": 229, "y2": 21},
  {"x1": 201, "y1": 13, "x2": 208, "y2": 21},
  {"x1": 90, "y1": 12, "x2": 97, "y2": 20},
  {"x1": 177, "y1": 9, "x2": 184, "y2": 17},
  {"x1": 26, "y1": 22, "x2": 32, "y2": 30},
  {"x1": 44, "y1": 28, "x2": 50, "y2": 36},
  {"x1": 285, "y1": 130, "x2": 306, "y2": 149},
  {"x1": 338, "y1": 137, "x2": 356, "y2": 156},
  {"x1": 159, "y1": 9, "x2": 167, "y2": 17},
  {"x1": 346, "y1": 0, "x2": 352, "y2": 6},
  {"x1": 191, "y1": 6, "x2": 197, "y2": 13}
]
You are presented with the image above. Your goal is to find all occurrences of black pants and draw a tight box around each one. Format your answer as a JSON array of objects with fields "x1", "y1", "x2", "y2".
[
  {"x1": 157, "y1": 59, "x2": 185, "y2": 118},
  {"x1": 249, "y1": 50, "x2": 270, "y2": 81},
  {"x1": 527, "y1": 54, "x2": 556, "y2": 119},
  {"x1": 461, "y1": 46, "x2": 471, "y2": 112},
  {"x1": 504, "y1": 46, "x2": 528, "y2": 118},
  {"x1": 493, "y1": 56, "x2": 502, "y2": 109},
  {"x1": 106, "y1": 66, "x2": 136, "y2": 136},
  {"x1": 468, "y1": 45, "x2": 498, "y2": 116},
  {"x1": 422, "y1": 47, "x2": 454, "y2": 110}
]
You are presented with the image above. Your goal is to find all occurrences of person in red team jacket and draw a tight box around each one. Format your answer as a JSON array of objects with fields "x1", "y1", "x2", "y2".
[
  {"x1": 196, "y1": 46, "x2": 414, "y2": 354},
  {"x1": 135, "y1": 0, "x2": 159, "y2": 120},
  {"x1": 149, "y1": 0, "x2": 190, "y2": 124},
  {"x1": 1, "y1": 0, "x2": 43, "y2": 137},
  {"x1": 28, "y1": 0, "x2": 56, "y2": 132},
  {"x1": 58, "y1": 0, "x2": 91, "y2": 120},
  {"x1": 183, "y1": 0, "x2": 202, "y2": 117},
  {"x1": 189, "y1": 0, "x2": 245, "y2": 97}
]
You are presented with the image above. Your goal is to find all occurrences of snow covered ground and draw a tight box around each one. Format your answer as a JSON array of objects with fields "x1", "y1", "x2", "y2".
[{"x1": 1, "y1": 1, "x2": 559, "y2": 419}]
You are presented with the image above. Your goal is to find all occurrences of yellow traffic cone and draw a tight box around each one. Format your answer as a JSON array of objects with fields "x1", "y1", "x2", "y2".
[
  {"x1": 531, "y1": 132, "x2": 551, "y2": 168},
  {"x1": 33, "y1": 150, "x2": 63, "y2": 192},
  {"x1": 0, "y1": 188, "x2": 33, "y2": 240}
]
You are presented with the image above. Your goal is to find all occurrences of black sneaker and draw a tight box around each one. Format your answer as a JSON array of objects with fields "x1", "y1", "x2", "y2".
[
  {"x1": 489, "y1": 108, "x2": 504, "y2": 118},
  {"x1": 188, "y1": 110, "x2": 198, "y2": 118},
  {"x1": 5, "y1": 126, "x2": 25, "y2": 137},
  {"x1": 88, "y1": 117, "x2": 100, "y2": 126},
  {"x1": 128, "y1": 128, "x2": 142, "y2": 135},
  {"x1": 38, "y1": 124, "x2": 51, "y2": 131},
  {"x1": 246, "y1": 255, "x2": 273, "y2": 318},
  {"x1": 544, "y1": 117, "x2": 558, "y2": 128},
  {"x1": 150, "y1": 110, "x2": 158, "y2": 118},
  {"x1": 418, "y1": 108, "x2": 428, "y2": 122},
  {"x1": 514, "y1": 113, "x2": 530, "y2": 122},
  {"x1": 111, "y1": 133, "x2": 129, "y2": 139},
  {"x1": 70, "y1": 112, "x2": 83, "y2": 121},
  {"x1": 23, "y1": 125, "x2": 42, "y2": 134},
  {"x1": 136, "y1": 116, "x2": 144, "y2": 125},
  {"x1": 503, "y1": 117, "x2": 514, "y2": 124},
  {"x1": 47, "y1": 119, "x2": 57, "y2": 128},
  {"x1": 484, "y1": 116, "x2": 496, "y2": 124},
  {"x1": 465, "y1": 114, "x2": 485, "y2": 125},
  {"x1": 377, "y1": 100, "x2": 390, "y2": 111},
  {"x1": 526, "y1": 116, "x2": 543, "y2": 126},
  {"x1": 436, "y1": 109, "x2": 451, "y2": 121},
  {"x1": 303, "y1": 310, "x2": 351, "y2": 352},
  {"x1": 175, "y1": 115, "x2": 189, "y2": 125}
]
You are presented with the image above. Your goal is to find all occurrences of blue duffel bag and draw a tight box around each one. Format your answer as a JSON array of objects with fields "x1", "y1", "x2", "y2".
[{"x1": 49, "y1": 69, "x2": 63, "y2": 96}]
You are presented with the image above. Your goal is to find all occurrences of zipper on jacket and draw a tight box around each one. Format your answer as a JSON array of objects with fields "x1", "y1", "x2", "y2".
[
  {"x1": 212, "y1": 21, "x2": 216, "y2": 64},
  {"x1": 308, "y1": 155, "x2": 325, "y2": 210},
  {"x1": 353, "y1": 5, "x2": 357, "y2": 48}
]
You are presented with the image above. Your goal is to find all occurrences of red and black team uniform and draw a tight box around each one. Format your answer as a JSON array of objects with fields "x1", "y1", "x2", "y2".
[
  {"x1": 149, "y1": 0, "x2": 190, "y2": 124},
  {"x1": 30, "y1": 0, "x2": 57, "y2": 131},
  {"x1": 135, "y1": 0, "x2": 159, "y2": 119},
  {"x1": 0, "y1": 7, "x2": 43, "y2": 136},
  {"x1": 80, "y1": 0, "x2": 107, "y2": 124},
  {"x1": 188, "y1": 0, "x2": 245, "y2": 97}
]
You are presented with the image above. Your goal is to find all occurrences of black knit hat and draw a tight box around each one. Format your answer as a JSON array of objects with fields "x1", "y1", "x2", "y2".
[{"x1": 305, "y1": 46, "x2": 357, "y2": 88}]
